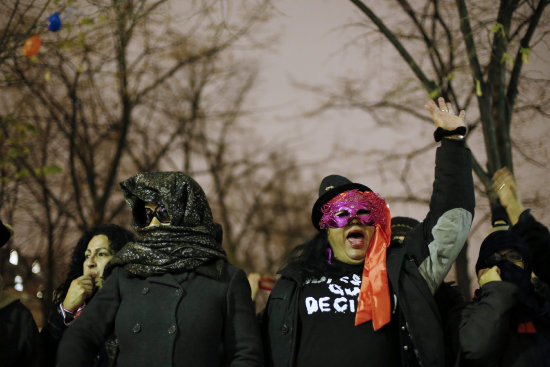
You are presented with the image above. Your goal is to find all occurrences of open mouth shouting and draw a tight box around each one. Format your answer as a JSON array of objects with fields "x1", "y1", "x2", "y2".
[
  {"x1": 327, "y1": 223, "x2": 374, "y2": 264},
  {"x1": 346, "y1": 229, "x2": 366, "y2": 248}
]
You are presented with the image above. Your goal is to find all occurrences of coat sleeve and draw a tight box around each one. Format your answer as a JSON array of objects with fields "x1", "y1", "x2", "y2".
[
  {"x1": 404, "y1": 139, "x2": 475, "y2": 293},
  {"x1": 224, "y1": 267, "x2": 265, "y2": 367},
  {"x1": 40, "y1": 305, "x2": 67, "y2": 367},
  {"x1": 459, "y1": 281, "x2": 519, "y2": 366},
  {"x1": 512, "y1": 209, "x2": 550, "y2": 284},
  {"x1": 56, "y1": 267, "x2": 122, "y2": 367}
]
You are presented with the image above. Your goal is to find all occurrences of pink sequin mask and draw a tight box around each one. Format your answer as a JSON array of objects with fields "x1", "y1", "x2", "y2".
[{"x1": 319, "y1": 190, "x2": 388, "y2": 229}]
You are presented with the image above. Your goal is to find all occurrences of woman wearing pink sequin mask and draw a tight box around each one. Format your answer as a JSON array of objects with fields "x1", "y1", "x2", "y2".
[{"x1": 263, "y1": 97, "x2": 475, "y2": 367}]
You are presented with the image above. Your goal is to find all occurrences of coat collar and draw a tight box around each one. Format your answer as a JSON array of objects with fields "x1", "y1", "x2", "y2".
[
  {"x1": 147, "y1": 272, "x2": 184, "y2": 288},
  {"x1": 144, "y1": 259, "x2": 226, "y2": 287}
]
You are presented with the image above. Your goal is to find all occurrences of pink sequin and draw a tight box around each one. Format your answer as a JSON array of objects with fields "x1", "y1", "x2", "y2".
[{"x1": 319, "y1": 190, "x2": 388, "y2": 229}]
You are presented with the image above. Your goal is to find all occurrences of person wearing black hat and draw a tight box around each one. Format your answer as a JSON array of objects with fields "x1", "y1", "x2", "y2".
[
  {"x1": 57, "y1": 172, "x2": 263, "y2": 367},
  {"x1": 391, "y1": 216, "x2": 467, "y2": 367},
  {"x1": 262, "y1": 97, "x2": 475, "y2": 367},
  {"x1": 390, "y1": 216, "x2": 421, "y2": 246},
  {"x1": 459, "y1": 229, "x2": 550, "y2": 367},
  {"x1": 457, "y1": 167, "x2": 550, "y2": 367}
]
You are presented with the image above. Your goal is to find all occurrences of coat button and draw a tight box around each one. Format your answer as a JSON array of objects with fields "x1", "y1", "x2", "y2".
[
  {"x1": 401, "y1": 325, "x2": 406, "y2": 331},
  {"x1": 175, "y1": 288, "x2": 185, "y2": 297},
  {"x1": 141, "y1": 287, "x2": 149, "y2": 295},
  {"x1": 168, "y1": 325, "x2": 177, "y2": 334},
  {"x1": 281, "y1": 324, "x2": 289, "y2": 335},
  {"x1": 403, "y1": 345, "x2": 409, "y2": 351},
  {"x1": 132, "y1": 323, "x2": 141, "y2": 333}
]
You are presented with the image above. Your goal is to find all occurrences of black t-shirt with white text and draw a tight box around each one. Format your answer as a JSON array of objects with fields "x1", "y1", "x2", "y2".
[{"x1": 296, "y1": 262, "x2": 400, "y2": 367}]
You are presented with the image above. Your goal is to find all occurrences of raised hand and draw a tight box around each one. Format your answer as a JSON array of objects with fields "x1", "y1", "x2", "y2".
[
  {"x1": 62, "y1": 275, "x2": 94, "y2": 311},
  {"x1": 478, "y1": 265, "x2": 502, "y2": 287},
  {"x1": 492, "y1": 167, "x2": 525, "y2": 225},
  {"x1": 425, "y1": 97, "x2": 466, "y2": 132}
]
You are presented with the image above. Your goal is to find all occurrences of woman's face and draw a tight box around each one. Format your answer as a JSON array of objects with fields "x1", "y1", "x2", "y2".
[{"x1": 83, "y1": 234, "x2": 114, "y2": 288}]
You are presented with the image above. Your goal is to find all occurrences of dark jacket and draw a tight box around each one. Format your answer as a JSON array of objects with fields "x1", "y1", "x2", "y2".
[
  {"x1": 0, "y1": 297, "x2": 43, "y2": 367},
  {"x1": 459, "y1": 281, "x2": 544, "y2": 367},
  {"x1": 41, "y1": 305, "x2": 70, "y2": 367},
  {"x1": 41, "y1": 304, "x2": 118, "y2": 367},
  {"x1": 262, "y1": 139, "x2": 475, "y2": 367},
  {"x1": 512, "y1": 210, "x2": 550, "y2": 284},
  {"x1": 459, "y1": 210, "x2": 550, "y2": 367},
  {"x1": 57, "y1": 263, "x2": 264, "y2": 367}
]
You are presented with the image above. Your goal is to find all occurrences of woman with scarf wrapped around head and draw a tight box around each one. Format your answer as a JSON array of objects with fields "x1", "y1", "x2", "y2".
[{"x1": 57, "y1": 172, "x2": 264, "y2": 367}]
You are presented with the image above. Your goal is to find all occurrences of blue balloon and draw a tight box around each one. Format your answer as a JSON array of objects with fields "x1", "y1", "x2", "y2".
[{"x1": 48, "y1": 12, "x2": 62, "y2": 32}]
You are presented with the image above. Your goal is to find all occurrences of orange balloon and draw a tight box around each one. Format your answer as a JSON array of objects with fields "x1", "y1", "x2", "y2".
[{"x1": 23, "y1": 34, "x2": 41, "y2": 57}]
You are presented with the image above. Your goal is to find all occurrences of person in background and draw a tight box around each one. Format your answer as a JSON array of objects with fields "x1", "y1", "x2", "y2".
[
  {"x1": 262, "y1": 97, "x2": 475, "y2": 367},
  {"x1": 391, "y1": 216, "x2": 465, "y2": 367},
  {"x1": 57, "y1": 171, "x2": 264, "y2": 367},
  {"x1": 41, "y1": 223, "x2": 135, "y2": 367},
  {"x1": 459, "y1": 168, "x2": 550, "y2": 367},
  {"x1": 0, "y1": 219, "x2": 43, "y2": 367},
  {"x1": 493, "y1": 167, "x2": 550, "y2": 284},
  {"x1": 459, "y1": 227, "x2": 550, "y2": 366}
]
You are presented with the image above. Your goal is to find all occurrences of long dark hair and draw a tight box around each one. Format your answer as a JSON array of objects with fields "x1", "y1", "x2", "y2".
[
  {"x1": 52, "y1": 224, "x2": 135, "y2": 305},
  {"x1": 284, "y1": 231, "x2": 355, "y2": 280}
]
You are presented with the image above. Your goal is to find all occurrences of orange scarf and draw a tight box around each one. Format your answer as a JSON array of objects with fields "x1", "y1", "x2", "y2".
[{"x1": 355, "y1": 204, "x2": 392, "y2": 330}]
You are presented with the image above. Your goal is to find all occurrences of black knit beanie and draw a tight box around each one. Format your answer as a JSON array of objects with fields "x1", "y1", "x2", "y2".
[{"x1": 475, "y1": 230, "x2": 532, "y2": 275}]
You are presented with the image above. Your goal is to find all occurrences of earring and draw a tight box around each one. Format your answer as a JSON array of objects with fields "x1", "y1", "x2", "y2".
[{"x1": 326, "y1": 247, "x2": 332, "y2": 264}]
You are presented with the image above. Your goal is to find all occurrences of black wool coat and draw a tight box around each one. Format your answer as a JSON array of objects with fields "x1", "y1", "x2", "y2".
[
  {"x1": 57, "y1": 263, "x2": 264, "y2": 367},
  {"x1": 459, "y1": 281, "x2": 545, "y2": 367},
  {"x1": 41, "y1": 304, "x2": 117, "y2": 367}
]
